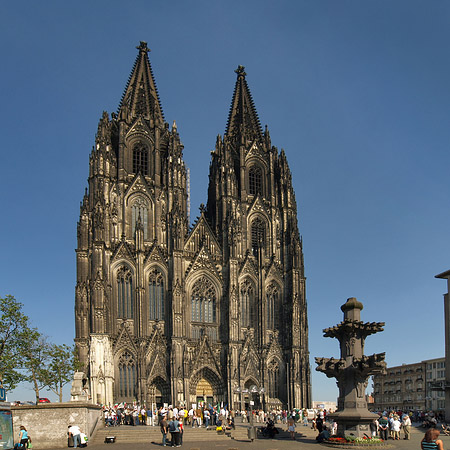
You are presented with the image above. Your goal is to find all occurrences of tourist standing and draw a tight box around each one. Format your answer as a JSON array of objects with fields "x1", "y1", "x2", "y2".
[
  {"x1": 402, "y1": 414, "x2": 411, "y2": 440},
  {"x1": 287, "y1": 416, "x2": 296, "y2": 440},
  {"x1": 169, "y1": 417, "x2": 181, "y2": 447},
  {"x1": 378, "y1": 415, "x2": 388, "y2": 440},
  {"x1": 160, "y1": 414, "x2": 168, "y2": 447},
  {"x1": 391, "y1": 415, "x2": 401, "y2": 440}
]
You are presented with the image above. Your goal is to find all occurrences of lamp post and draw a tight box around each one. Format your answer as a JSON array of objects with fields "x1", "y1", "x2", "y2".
[{"x1": 247, "y1": 385, "x2": 258, "y2": 441}]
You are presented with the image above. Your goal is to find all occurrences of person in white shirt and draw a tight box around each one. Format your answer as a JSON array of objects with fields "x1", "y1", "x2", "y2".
[
  {"x1": 68, "y1": 425, "x2": 82, "y2": 448},
  {"x1": 402, "y1": 415, "x2": 411, "y2": 440}
]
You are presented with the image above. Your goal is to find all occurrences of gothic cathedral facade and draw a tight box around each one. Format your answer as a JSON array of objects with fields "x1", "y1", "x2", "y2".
[{"x1": 75, "y1": 42, "x2": 311, "y2": 409}]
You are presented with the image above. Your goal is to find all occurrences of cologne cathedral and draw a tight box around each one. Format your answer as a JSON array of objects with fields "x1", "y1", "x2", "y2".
[{"x1": 75, "y1": 42, "x2": 311, "y2": 409}]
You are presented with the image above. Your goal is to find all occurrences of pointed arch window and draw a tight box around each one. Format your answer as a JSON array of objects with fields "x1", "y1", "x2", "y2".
[
  {"x1": 149, "y1": 268, "x2": 165, "y2": 320},
  {"x1": 119, "y1": 351, "x2": 136, "y2": 399},
  {"x1": 132, "y1": 197, "x2": 148, "y2": 239},
  {"x1": 133, "y1": 143, "x2": 148, "y2": 175},
  {"x1": 191, "y1": 276, "x2": 217, "y2": 323},
  {"x1": 240, "y1": 279, "x2": 255, "y2": 328},
  {"x1": 117, "y1": 267, "x2": 133, "y2": 318},
  {"x1": 266, "y1": 283, "x2": 279, "y2": 330},
  {"x1": 251, "y1": 217, "x2": 266, "y2": 258},
  {"x1": 249, "y1": 165, "x2": 263, "y2": 196}
]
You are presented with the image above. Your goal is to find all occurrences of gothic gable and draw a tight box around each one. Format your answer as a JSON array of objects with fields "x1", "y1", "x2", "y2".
[
  {"x1": 185, "y1": 213, "x2": 221, "y2": 257},
  {"x1": 245, "y1": 141, "x2": 267, "y2": 162},
  {"x1": 247, "y1": 194, "x2": 270, "y2": 219},
  {"x1": 239, "y1": 252, "x2": 259, "y2": 279},
  {"x1": 265, "y1": 258, "x2": 284, "y2": 284},
  {"x1": 190, "y1": 335, "x2": 221, "y2": 376},
  {"x1": 266, "y1": 330, "x2": 283, "y2": 363},
  {"x1": 111, "y1": 240, "x2": 134, "y2": 262},
  {"x1": 145, "y1": 325, "x2": 168, "y2": 380},
  {"x1": 240, "y1": 331, "x2": 261, "y2": 380},
  {"x1": 113, "y1": 322, "x2": 138, "y2": 354},
  {"x1": 185, "y1": 243, "x2": 222, "y2": 281},
  {"x1": 125, "y1": 116, "x2": 153, "y2": 142},
  {"x1": 144, "y1": 241, "x2": 168, "y2": 267},
  {"x1": 124, "y1": 173, "x2": 153, "y2": 202}
]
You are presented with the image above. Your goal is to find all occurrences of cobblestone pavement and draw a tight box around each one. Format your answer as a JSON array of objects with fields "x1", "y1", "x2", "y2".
[{"x1": 56, "y1": 422, "x2": 434, "y2": 450}]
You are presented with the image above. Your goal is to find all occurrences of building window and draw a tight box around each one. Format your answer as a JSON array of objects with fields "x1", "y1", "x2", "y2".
[
  {"x1": 118, "y1": 351, "x2": 136, "y2": 398},
  {"x1": 133, "y1": 144, "x2": 148, "y2": 175},
  {"x1": 251, "y1": 217, "x2": 266, "y2": 258},
  {"x1": 132, "y1": 198, "x2": 148, "y2": 239},
  {"x1": 240, "y1": 280, "x2": 255, "y2": 328},
  {"x1": 149, "y1": 268, "x2": 165, "y2": 320},
  {"x1": 249, "y1": 165, "x2": 263, "y2": 196},
  {"x1": 117, "y1": 267, "x2": 133, "y2": 318},
  {"x1": 266, "y1": 283, "x2": 279, "y2": 329},
  {"x1": 191, "y1": 276, "x2": 216, "y2": 323}
]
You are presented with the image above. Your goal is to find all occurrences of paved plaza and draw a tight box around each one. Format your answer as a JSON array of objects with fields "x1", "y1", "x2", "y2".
[{"x1": 54, "y1": 422, "x2": 434, "y2": 450}]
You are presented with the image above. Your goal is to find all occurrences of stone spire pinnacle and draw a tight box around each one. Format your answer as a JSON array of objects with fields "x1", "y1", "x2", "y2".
[
  {"x1": 118, "y1": 41, "x2": 164, "y2": 124},
  {"x1": 225, "y1": 65, "x2": 263, "y2": 144}
]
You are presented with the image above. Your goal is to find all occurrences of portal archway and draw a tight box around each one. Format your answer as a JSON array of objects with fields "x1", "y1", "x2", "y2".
[
  {"x1": 147, "y1": 376, "x2": 170, "y2": 408},
  {"x1": 190, "y1": 367, "x2": 225, "y2": 407}
]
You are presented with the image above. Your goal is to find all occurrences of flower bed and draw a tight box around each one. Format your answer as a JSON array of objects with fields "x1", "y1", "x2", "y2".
[{"x1": 322, "y1": 436, "x2": 390, "y2": 448}]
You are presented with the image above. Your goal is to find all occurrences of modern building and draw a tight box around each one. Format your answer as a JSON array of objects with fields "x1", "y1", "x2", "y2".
[
  {"x1": 74, "y1": 42, "x2": 311, "y2": 409},
  {"x1": 436, "y1": 270, "x2": 450, "y2": 421},
  {"x1": 372, "y1": 357, "x2": 445, "y2": 412}
]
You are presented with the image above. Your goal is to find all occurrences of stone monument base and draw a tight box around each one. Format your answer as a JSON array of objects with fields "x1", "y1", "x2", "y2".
[{"x1": 329, "y1": 408, "x2": 379, "y2": 439}]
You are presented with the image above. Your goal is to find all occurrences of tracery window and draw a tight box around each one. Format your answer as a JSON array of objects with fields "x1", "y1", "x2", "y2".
[
  {"x1": 266, "y1": 283, "x2": 279, "y2": 329},
  {"x1": 133, "y1": 143, "x2": 148, "y2": 175},
  {"x1": 240, "y1": 280, "x2": 255, "y2": 328},
  {"x1": 251, "y1": 217, "x2": 266, "y2": 258},
  {"x1": 132, "y1": 197, "x2": 148, "y2": 239},
  {"x1": 117, "y1": 267, "x2": 133, "y2": 318},
  {"x1": 118, "y1": 351, "x2": 136, "y2": 398},
  {"x1": 249, "y1": 165, "x2": 263, "y2": 196},
  {"x1": 191, "y1": 276, "x2": 217, "y2": 323},
  {"x1": 149, "y1": 268, "x2": 165, "y2": 320}
]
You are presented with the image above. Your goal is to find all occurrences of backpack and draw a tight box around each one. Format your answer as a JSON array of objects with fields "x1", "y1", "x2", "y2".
[{"x1": 169, "y1": 420, "x2": 179, "y2": 432}]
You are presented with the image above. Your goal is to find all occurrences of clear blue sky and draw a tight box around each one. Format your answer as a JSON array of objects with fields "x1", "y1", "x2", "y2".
[{"x1": 2, "y1": 0, "x2": 450, "y2": 402}]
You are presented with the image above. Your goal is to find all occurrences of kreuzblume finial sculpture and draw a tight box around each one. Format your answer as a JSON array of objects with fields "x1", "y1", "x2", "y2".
[{"x1": 315, "y1": 297, "x2": 386, "y2": 438}]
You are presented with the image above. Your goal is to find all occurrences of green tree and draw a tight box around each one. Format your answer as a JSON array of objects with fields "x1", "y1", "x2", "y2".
[
  {"x1": 42, "y1": 344, "x2": 80, "y2": 402},
  {"x1": 0, "y1": 295, "x2": 32, "y2": 390},
  {"x1": 21, "y1": 331, "x2": 51, "y2": 403}
]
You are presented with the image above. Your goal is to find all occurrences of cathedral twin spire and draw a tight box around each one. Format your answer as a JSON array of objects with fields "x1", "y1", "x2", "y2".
[{"x1": 118, "y1": 42, "x2": 264, "y2": 143}]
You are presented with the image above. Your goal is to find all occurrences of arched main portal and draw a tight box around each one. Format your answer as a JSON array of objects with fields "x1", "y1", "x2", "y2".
[
  {"x1": 147, "y1": 376, "x2": 170, "y2": 408},
  {"x1": 189, "y1": 367, "x2": 225, "y2": 407}
]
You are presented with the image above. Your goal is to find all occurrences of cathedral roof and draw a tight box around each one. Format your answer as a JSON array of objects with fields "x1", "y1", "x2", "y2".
[
  {"x1": 225, "y1": 65, "x2": 263, "y2": 143},
  {"x1": 118, "y1": 41, "x2": 164, "y2": 124}
]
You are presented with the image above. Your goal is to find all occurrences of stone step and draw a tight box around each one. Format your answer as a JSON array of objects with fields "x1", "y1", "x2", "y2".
[{"x1": 91, "y1": 425, "x2": 230, "y2": 445}]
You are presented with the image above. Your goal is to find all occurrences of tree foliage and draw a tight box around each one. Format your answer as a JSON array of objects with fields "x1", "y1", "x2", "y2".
[
  {"x1": 42, "y1": 344, "x2": 81, "y2": 402},
  {"x1": 0, "y1": 295, "x2": 80, "y2": 401},
  {"x1": 21, "y1": 331, "x2": 51, "y2": 403},
  {"x1": 0, "y1": 295, "x2": 32, "y2": 390}
]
